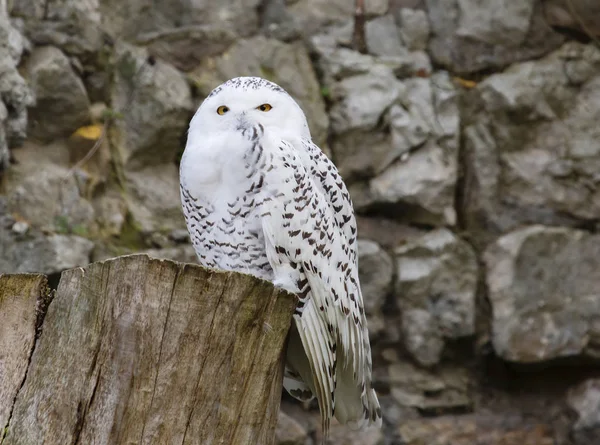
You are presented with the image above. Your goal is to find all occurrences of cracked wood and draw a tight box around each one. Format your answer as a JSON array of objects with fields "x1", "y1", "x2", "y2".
[
  {"x1": 0, "y1": 254, "x2": 296, "y2": 445},
  {"x1": 0, "y1": 274, "x2": 47, "y2": 437}
]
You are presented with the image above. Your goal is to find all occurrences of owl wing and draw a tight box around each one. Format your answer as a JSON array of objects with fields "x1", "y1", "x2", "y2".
[
  {"x1": 257, "y1": 130, "x2": 379, "y2": 434},
  {"x1": 298, "y1": 139, "x2": 358, "y2": 265}
]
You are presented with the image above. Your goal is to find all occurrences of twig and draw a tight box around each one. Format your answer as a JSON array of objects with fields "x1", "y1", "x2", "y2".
[
  {"x1": 352, "y1": 0, "x2": 368, "y2": 54},
  {"x1": 54, "y1": 56, "x2": 152, "y2": 231}
]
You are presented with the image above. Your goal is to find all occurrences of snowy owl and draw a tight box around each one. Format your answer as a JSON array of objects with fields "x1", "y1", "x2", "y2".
[{"x1": 179, "y1": 76, "x2": 382, "y2": 435}]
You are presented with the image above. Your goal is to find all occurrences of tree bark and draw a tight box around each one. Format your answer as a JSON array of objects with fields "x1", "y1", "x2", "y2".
[{"x1": 0, "y1": 254, "x2": 296, "y2": 445}]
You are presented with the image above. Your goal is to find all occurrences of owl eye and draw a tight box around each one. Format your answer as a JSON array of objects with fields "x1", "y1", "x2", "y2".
[
  {"x1": 216, "y1": 105, "x2": 229, "y2": 115},
  {"x1": 257, "y1": 103, "x2": 272, "y2": 112}
]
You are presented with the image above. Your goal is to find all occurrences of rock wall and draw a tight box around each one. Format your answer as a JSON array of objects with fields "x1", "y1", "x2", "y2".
[{"x1": 1, "y1": 1, "x2": 599, "y2": 444}]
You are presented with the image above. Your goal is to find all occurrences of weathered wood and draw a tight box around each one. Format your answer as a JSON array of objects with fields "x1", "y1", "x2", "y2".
[
  {"x1": 0, "y1": 254, "x2": 296, "y2": 445},
  {"x1": 0, "y1": 274, "x2": 47, "y2": 435}
]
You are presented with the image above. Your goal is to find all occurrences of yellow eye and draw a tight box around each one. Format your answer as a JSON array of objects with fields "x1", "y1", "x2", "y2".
[
  {"x1": 257, "y1": 103, "x2": 272, "y2": 112},
  {"x1": 216, "y1": 105, "x2": 229, "y2": 115}
]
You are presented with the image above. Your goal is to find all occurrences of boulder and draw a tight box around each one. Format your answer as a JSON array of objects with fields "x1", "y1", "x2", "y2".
[
  {"x1": 288, "y1": 0, "x2": 388, "y2": 37},
  {"x1": 24, "y1": 46, "x2": 91, "y2": 141},
  {"x1": 567, "y1": 379, "x2": 600, "y2": 445},
  {"x1": 0, "y1": 212, "x2": 94, "y2": 274},
  {"x1": 484, "y1": 225, "x2": 600, "y2": 363},
  {"x1": 358, "y1": 239, "x2": 394, "y2": 338},
  {"x1": 396, "y1": 7, "x2": 430, "y2": 51},
  {"x1": 100, "y1": 0, "x2": 261, "y2": 71},
  {"x1": 395, "y1": 229, "x2": 478, "y2": 366},
  {"x1": 388, "y1": 361, "x2": 472, "y2": 413},
  {"x1": 123, "y1": 164, "x2": 186, "y2": 234},
  {"x1": 543, "y1": 0, "x2": 600, "y2": 38},
  {"x1": 315, "y1": 423, "x2": 383, "y2": 445},
  {"x1": 144, "y1": 245, "x2": 198, "y2": 265},
  {"x1": 109, "y1": 42, "x2": 193, "y2": 170},
  {"x1": 11, "y1": 0, "x2": 103, "y2": 56},
  {"x1": 426, "y1": 0, "x2": 564, "y2": 74},
  {"x1": 0, "y1": 7, "x2": 33, "y2": 166},
  {"x1": 366, "y1": 14, "x2": 406, "y2": 57},
  {"x1": 398, "y1": 415, "x2": 555, "y2": 445},
  {"x1": 346, "y1": 72, "x2": 459, "y2": 227},
  {"x1": 5, "y1": 141, "x2": 96, "y2": 232},
  {"x1": 462, "y1": 42, "x2": 600, "y2": 245},
  {"x1": 275, "y1": 410, "x2": 309, "y2": 445}
]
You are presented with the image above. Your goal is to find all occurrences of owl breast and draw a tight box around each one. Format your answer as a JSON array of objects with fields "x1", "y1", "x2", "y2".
[{"x1": 180, "y1": 184, "x2": 274, "y2": 281}]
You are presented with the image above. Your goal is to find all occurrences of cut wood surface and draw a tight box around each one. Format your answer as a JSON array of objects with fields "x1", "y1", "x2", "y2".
[{"x1": 0, "y1": 254, "x2": 296, "y2": 445}]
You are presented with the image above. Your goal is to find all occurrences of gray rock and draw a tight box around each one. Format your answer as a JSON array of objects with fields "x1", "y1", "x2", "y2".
[
  {"x1": 0, "y1": 101, "x2": 8, "y2": 173},
  {"x1": 93, "y1": 193, "x2": 128, "y2": 237},
  {"x1": 124, "y1": 164, "x2": 186, "y2": 233},
  {"x1": 100, "y1": 0, "x2": 260, "y2": 71},
  {"x1": 260, "y1": 0, "x2": 302, "y2": 42},
  {"x1": 143, "y1": 244, "x2": 198, "y2": 265},
  {"x1": 388, "y1": 361, "x2": 472, "y2": 413},
  {"x1": 288, "y1": 0, "x2": 387, "y2": 37},
  {"x1": 544, "y1": 0, "x2": 600, "y2": 38},
  {"x1": 5, "y1": 141, "x2": 96, "y2": 232},
  {"x1": 462, "y1": 42, "x2": 600, "y2": 245},
  {"x1": 275, "y1": 410, "x2": 309, "y2": 445},
  {"x1": 12, "y1": 0, "x2": 103, "y2": 56},
  {"x1": 323, "y1": 58, "x2": 404, "y2": 182},
  {"x1": 316, "y1": 423, "x2": 383, "y2": 445},
  {"x1": 11, "y1": 220, "x2": 30, "y2": 235},
  {"x1": 169, "y1": 229, "x2": 190, "y2": 243},
  {"x1": 396, "y1": 8, "x2": 430, "y2": 51},
  {"x1": 329, "y1": 64, "x2": 403, "y2": 135},
  {"x1": 311, "y1": 23, "x2": 431, "y2": 86},
  {"x1": 395, "y1": 229, "x2": 478, "y2": 366},
  {"x1": 190, "y1": 36, "x2": 328, "y2": 147},
  {"x1": 0, "y1": 229, "x2": 94, "y2": 274},
  {"x1": 567, "y1": 379, "x2": 600, "y2": 445},
  {"x1": 313, "y1": 22, "x2": 456, "y2": 226},
  {"x1": 110, "y1": 42, "x2": 193, "y2": 170},
  {"x1": 356, "y1": 215, "x2": 427, "y2": 250},
  {"x1": 397, "y1": 414, "x2": 556, "y2": 445},
  {"x1": 349, "y1": 72, "x2": 460, "y2": 226},
  {"x1": 426, "y1": 0, "x2": 564, "y2": 74},
  {"x1": 358, "y1": 239, "x2": 394, "y2": 338},
  {"x1": 366, "y1": 14, "x2": 406, "y2": 58},
  {"x1": 484, "y1": 225, "x2": 600, "y2": 363},
  {"x1": 0, "y1": 7, "x2": 33, "y2": 156},
  {"x1": 24, "y1": 46, "x2": 91, "y2": 142}
]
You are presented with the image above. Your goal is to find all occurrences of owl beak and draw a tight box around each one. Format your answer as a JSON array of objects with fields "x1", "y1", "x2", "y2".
[{"x1": 236, "y1": 113, "x2": 250, "y2": 132}]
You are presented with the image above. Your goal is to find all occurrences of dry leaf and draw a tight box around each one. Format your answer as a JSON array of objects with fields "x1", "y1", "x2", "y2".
[
  {"x1": 453, "y1": 77, "x2": 478, "y2": 89},
  {"x1": 72, "y1": 124, "x2": 103, "y2": 141}
]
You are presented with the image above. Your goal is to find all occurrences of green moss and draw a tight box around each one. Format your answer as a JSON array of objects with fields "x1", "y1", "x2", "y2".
[
  {"x1": 71, "y1": 224, "x2": 89, "y2": 237},
  {"x1": 101, "y1": 108, "x2": 124, "y2": 122},
  {"x1": 53, "y1": 215, "x2": 71, "y2": 234},
  {"x1": 52, "y1": 216, "x2": 90, "y2": 238},
  {"x1": 320, "y1": 86, "x2": 331, "y2": 99},
  {"x1": 117, "y1": 53, "x2": 139, "y2": 85},
  {"x1": 116, "y1": 213, "x2": 146, "y2": 251}
]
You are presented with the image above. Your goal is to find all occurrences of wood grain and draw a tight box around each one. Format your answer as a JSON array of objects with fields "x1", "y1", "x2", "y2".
[
  {"x1": 1, "y1": 254, "x2": 296, "y2": 445},
  {"x1": 0, "y1": 274, "x2": 47, "y2": 436}
]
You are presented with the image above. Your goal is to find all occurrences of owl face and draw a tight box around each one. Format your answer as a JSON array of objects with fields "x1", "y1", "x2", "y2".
[{"x1": 189, "y1": 77, "x2": 310, "y2": 140}]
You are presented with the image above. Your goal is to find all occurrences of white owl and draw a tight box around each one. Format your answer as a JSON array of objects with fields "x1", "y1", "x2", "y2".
[{"x1": 179, "y1": 77, "x2": 382, "y2": 435}]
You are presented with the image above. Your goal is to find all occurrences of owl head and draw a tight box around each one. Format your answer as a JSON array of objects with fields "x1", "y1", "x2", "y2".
[{"x1": 189, "y1": 77, "x2": 311, "y2": 140}]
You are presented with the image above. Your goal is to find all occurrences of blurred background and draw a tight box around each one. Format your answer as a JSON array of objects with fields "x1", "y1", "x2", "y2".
[{"x1": 1, "y1": 0, "x2": 600, "y2": 444}]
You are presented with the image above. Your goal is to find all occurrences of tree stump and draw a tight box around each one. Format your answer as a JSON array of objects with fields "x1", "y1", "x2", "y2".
[{"x1": 0, "y1": 254, "x2": 296, "y2": 445}]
